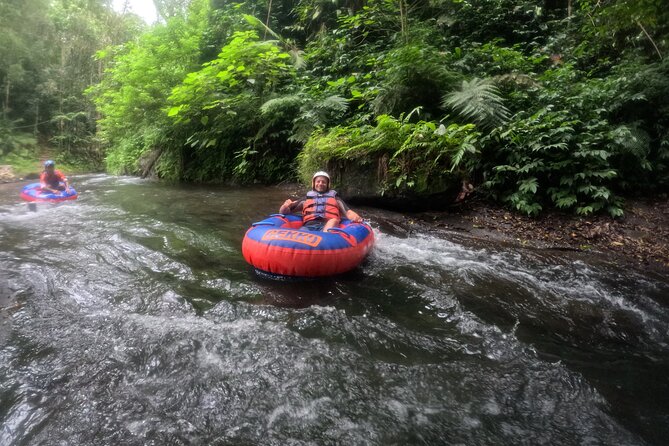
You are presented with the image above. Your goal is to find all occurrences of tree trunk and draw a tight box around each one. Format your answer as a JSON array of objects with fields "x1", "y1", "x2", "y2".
[
  {"x1": 34, "y1": 102, "x2": 39, "y2": 136},
  {"x1": 3, "y1": 78, "x2": 9, "y2": 120},
  {"x1": 399, "y1": 0, "x2": 408, "y2": 43},
  {"x1": 264, "y1": 0, "x2": 273, "y2": 40}
]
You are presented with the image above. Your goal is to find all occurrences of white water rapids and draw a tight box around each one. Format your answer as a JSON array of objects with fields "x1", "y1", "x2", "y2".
[{"x1": 1, "y1": 175, "x2": 667, "y2": 445}]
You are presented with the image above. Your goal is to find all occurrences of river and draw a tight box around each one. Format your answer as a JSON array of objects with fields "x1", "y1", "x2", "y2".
[{"x1": 1, "y1": 175, "x2": 668, "y2": 445}]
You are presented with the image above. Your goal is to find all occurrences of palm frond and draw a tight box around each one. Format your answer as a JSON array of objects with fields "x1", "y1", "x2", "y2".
[
  {"x1": 314, "y1": 95, "x2": 348, "y2": 115},
  {"x1": 442, "y1": 78, "x2": 511, "y2": 129}
]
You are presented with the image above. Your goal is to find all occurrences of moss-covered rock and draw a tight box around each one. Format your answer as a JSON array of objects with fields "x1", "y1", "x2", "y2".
[
  {"x1": 320, "y1": 156, "x2": 463, "y2": 211},
  {"x1": 298, "y1": 116, "x2": 480, "y2": 211}
]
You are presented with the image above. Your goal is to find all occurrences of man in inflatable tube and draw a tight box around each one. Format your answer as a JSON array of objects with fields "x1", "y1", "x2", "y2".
[
  {"x1": 279, "y1": 171, "x2": 363, "y2": 231},
  {"x1": 40, "y1": 160, "x2": 71, "y2": 194}
]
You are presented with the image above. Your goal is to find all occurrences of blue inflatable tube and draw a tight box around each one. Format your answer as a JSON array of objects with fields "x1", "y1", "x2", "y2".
[
  {"x1": 242, "y1": 214, "x2": 375, "y2": 277},
  {"x1": 20, "y1": 182, "x2": 78, "y2": 203}
]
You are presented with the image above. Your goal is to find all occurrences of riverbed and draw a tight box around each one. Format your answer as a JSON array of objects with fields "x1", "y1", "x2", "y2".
[{"x1": 1, "y1": 175, "x2": 668, "y2": 445}]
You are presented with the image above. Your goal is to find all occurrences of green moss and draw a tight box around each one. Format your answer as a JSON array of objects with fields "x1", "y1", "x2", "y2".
[{"x1": 298, "y1": 115, "x2": 480, "y2": 197}]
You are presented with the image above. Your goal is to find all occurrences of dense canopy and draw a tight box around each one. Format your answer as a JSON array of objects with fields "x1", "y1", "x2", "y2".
[{"x1": 1, "y1": 0, "x2": 668, "y2": 216}]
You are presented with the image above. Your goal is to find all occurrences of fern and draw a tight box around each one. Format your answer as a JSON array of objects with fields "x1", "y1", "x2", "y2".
[
  {"x1": 373, "y1": 44, "x2": 460, "y2": 118},
  {"x1": 443, "y1": 78, "x2": 511, "y2": 129},
  {"x1": 292, "y1": 95, "x2": 348, "y2": 144},
  {"x1": 609, "y1": 124, "x2": 651, "y2": 161},
  {"x1": 257, "y1": 92, "x2": 348, "y2": 146}
]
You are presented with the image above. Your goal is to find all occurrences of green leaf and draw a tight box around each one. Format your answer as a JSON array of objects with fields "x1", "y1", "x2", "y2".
[
  {"x1": 607, "y1": 206, "x2": 624, "y2": 218},
  {"x1": 592, "y1": 187, "x2": 610, "y2": 200},
  {"x1": 555, "y1": 196, "x2": 577, "y2": 208},
  {"x1": 576, "y1": 206, "x2": 594, "y2": 216},
  {"x1": 518, "y1": 177, "x2": 538, "y2": 194}
]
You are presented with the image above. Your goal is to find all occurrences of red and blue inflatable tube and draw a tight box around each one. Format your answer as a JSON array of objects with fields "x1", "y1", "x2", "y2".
[
  {"x1": 242, "y1": 214, "x2": 375, "y2": 278},
  {"x1": 20, "y1": 182, "x2": 78, "y2": 203}
]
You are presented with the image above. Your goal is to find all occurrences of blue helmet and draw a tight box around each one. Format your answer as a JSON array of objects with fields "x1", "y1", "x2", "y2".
[{"x1": 44, "y1": 160, "x2": 55, "y2": 167}]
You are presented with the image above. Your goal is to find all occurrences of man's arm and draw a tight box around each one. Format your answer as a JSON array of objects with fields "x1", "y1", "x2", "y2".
[
  {"x1": 59, "y1": 172, "x2": 70, "y2": 192},
  {"x1": 280, "y1": 198, "x2": 303, "y2": 214},
  {"x1": 337, "y1": 198, "x2": 362, "y2": 222}
]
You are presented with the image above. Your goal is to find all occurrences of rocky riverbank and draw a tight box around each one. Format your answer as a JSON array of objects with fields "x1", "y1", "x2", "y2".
[{"x1": 408, "y1": 195, "x2": 669, "y2": 272}]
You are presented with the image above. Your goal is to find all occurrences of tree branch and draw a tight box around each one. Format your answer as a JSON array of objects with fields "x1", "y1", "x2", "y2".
[{"x1": 636, "y1": 20, "x2": 663, "y2": 60}]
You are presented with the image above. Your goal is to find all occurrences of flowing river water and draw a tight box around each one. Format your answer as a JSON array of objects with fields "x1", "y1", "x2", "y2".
[{"x1": 0, "y1": 174, "x2": 668, "y2": 445}]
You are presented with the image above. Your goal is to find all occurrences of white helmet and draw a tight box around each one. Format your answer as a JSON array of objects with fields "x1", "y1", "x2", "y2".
[{"x1": 312, "y1": 171, "x2": 330, "y2": 189}]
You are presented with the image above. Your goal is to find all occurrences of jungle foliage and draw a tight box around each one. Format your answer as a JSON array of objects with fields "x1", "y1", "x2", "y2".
[
  {"x1": 298, "y1": 112, "x2": 480, "y2": 195},
  {"x1": 3, "y1": 0, "x2": 669, "y2": 215},
  {"x1": 0, "y1": 0, "x2": 144, "y2": 170}
]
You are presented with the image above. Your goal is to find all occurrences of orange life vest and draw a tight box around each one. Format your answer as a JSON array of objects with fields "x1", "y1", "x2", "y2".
[
  {"x1": 303, "y1": 190, "x2": 340, "y2": 222},
  {"x1": 40, "y1": 170, "x2": 66, "y2": 188}
]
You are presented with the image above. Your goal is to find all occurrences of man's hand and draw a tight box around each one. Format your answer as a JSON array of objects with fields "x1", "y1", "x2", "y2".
[
  {"x1": 280, "y1": 199, "x2": 295, "y2": 214},
  {"x1": 346, "y1": 210, "x2": 363, "y2": 223}
]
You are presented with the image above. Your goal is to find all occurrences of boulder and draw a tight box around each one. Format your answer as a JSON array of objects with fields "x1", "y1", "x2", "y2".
[
  {"x1": 322, "y1": 156, "x2": 463, "y2": 212},
  {"x1": 0, "y1": 165, "x2": 17, "y2": 183},
  {"x1": 139, "y1": 148, "x2": 162, "y2": 179}
]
